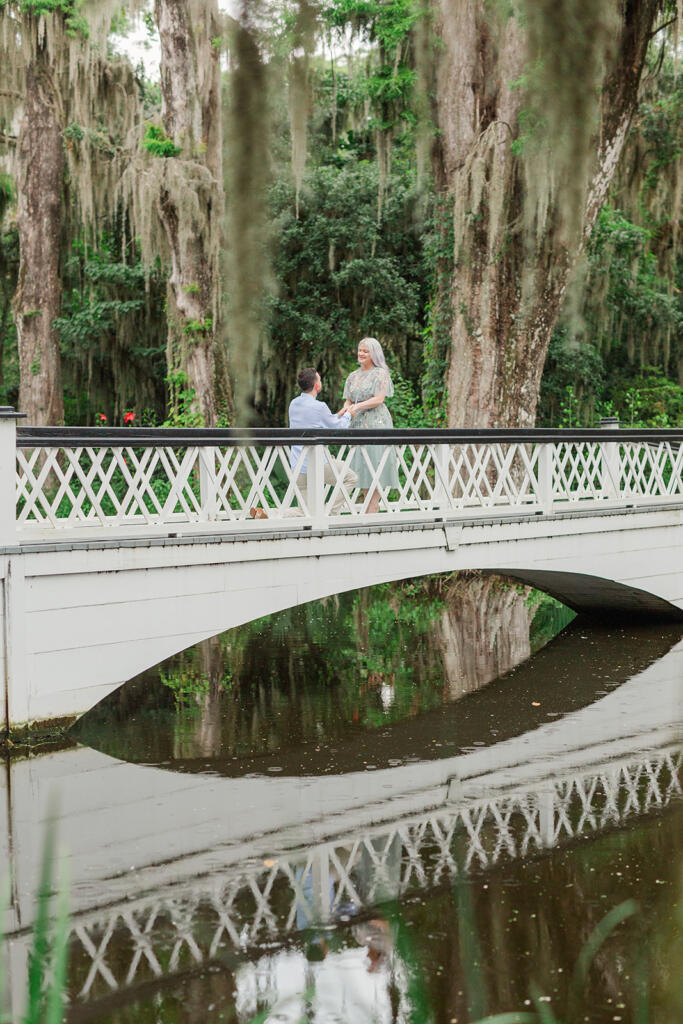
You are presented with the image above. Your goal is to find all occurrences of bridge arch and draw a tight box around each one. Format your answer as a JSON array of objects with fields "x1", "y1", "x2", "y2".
[{"x1": 3, "y1": 504, "x2": 682, "y2": 729}]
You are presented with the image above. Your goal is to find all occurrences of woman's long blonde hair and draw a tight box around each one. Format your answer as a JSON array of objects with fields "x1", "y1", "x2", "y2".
[{"x1": 359, "y1": 337, "x2": 394, "y2": 396}]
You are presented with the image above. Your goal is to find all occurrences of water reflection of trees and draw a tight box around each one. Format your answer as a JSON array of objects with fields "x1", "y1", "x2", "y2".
[
  {"x1": 411, "y1": 811, "x2": 683, "y2": 1024},
  {"x1": 74, "y1": 577, "x2": 571, "y2": 763}
]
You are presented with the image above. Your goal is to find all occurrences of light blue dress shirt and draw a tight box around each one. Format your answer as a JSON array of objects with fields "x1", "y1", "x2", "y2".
[{"x1": 288, "y1": 392, "x2": 351, "y2": 471}]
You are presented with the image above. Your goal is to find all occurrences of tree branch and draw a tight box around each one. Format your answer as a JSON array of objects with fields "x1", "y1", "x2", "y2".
[{"x1": 648, "y1": 16, "x2": 678, "y2": 40}]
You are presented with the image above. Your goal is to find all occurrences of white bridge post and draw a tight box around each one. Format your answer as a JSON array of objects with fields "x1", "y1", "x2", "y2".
[
  {"x1": 1, "y1": 408, "x2": 28, "y2": 733},
  {"x1": 305, "y1": 444, "x2": 327, "y2": 529},
  {"x1": 600, "y1": 416, "x2": 621, "y2": 503},
  {"x1": 311, "y1": 845, "x2": 332, "y2": 923},
  {"x1": 0, "y1": 407, "x2": 20, "y2": 547},
  {"x1": 537, "y1": 442, "x2": 554, "y2": 515},
  {"x1": 538, "y1": 785, "x2": 556, "y2": 847},
  {"x1": 199, "y1": 446, "x2": 218, "y2": 521},
  {"x1": 434, "y1": 443, "x2": 451, "y2": 511}
]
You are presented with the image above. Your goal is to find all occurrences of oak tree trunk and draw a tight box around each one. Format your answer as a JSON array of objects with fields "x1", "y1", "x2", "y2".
[
  {"x1": 14, "y1": 52, "x2": 64, "y2": 426},
  {"x1": 432, "y1": 0, "x2": 661, "y2": 428},
  {"x1": 155, "y1": 0, "x2": 231, "y2": 425}
]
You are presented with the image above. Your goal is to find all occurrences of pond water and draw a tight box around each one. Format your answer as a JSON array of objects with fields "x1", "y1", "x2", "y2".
[{"x1": 2, "y1": 578, "x2": 682, "y2": 1023}]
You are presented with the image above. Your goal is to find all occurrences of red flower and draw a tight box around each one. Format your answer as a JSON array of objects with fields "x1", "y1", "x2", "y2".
[
  {"x1": 124, "y1": 411, "x2": 136, "y2": 424},
  {"x1": 99, "y1": 413, "x2": 107, "y2": 423}
]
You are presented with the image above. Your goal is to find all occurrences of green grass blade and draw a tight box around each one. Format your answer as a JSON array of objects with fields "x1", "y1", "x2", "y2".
[
  {"x1": 390, "y1": 906, "x2": 435, "y2": 1024},
  {"x1": 469, "y1": 1014, "x2": 538, "y2": 1024},
  {"x1": 569, "y1": 898, "x2": 638, "y2": 1017},
  {"x1": 633, "y1": 940, "x2": 649, "y2": 1024},
  {"x1": 243, "y1": 1010, "x2": 270, "y2": 1024},
  {"x1": 0, "y1": 877, "x2": 10, "y2": 1024},
  {"x1": 44, "y1": 860, "x2": 69, "y2": 1024},
  {"x1": 454, "y1": 868, "x2": 488, "y2": 1021},
  {"x1": 529, "y1": 981, "x2": 561, "y2": 1024},
  {"x1": 24, "y1": 814, "x2": 57, "y2": 1023}
]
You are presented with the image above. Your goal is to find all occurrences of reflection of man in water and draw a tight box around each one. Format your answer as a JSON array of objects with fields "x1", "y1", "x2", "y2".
[
  {"x1": 235, "y1": 947, "x2": 306, "y2": 1023},
  {"x1": 234, "y1": 918, "x2": 398, "y2": 1023},
  {"x1": 293, "y1": 835, "x2": 403, "y2": 931},
  {"x1": 236, "y1": 838, "x2": 406, "y2": 1022}
]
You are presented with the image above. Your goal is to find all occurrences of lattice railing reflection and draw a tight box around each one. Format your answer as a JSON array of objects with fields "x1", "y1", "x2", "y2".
[
  {"x1": 64, "y1": 746, "x2": 682, "y2": 1004},
  {"x1": 14, "y1": 431, "x2": 683, "y2": 531}
]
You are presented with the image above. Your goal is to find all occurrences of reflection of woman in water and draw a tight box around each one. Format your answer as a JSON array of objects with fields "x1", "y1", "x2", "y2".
[{"x1": 342, "y1": 338, "x2": 400, "y2": 514}]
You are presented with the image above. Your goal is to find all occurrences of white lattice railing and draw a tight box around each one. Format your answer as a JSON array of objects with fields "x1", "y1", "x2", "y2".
[
  {"x1": 62, "y1": 745, "x2": 682, "y2": 1004},
  {"x1": 4, "y1": 416, "x2": 683, "y2": 534}
]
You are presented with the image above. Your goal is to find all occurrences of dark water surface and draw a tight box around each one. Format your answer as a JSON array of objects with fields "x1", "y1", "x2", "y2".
[{"x1": 4, "y1": 580, "x2": 683, "y2": 1023}]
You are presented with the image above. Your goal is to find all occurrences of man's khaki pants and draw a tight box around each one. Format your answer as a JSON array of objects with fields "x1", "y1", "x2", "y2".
[{"x1": 284, "y1": 457, "x2": 358, "y2": 516}]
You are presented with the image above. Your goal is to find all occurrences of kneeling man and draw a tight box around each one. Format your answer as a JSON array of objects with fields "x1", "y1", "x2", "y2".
[{"x1": 250, "y1": 368, "x2": 358, "y2": 518}]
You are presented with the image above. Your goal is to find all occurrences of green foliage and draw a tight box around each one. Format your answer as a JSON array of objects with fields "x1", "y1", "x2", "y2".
[
  {"x1": 138, "y1": 75, "x2": 162, "y2": 119},
  {"x1": 587, "y1": 207, "x2": 680, "y2": 354},
  {"x1": 0, "y1": 0, "x2": 89, "y2": 36},
  {"x1": 608, "y1": 366, "x2": 683, "y2": 427},
  {"x1": 153, "y1": 579, "x2": 447, "y2": 743},
  {"x1": 527, "y1": 591, "x2": 575, "y2": 653},
  {"x1": 63, "y1": 121, "x2": 85, "y2": 142},
  {"x1": 323, "y1": 0, "x2": 423, "y2": 137},
  {"x1": 0, "y1": 219, "x2": 18, "y2": 408},
  {"x1": 141, "y1": 124, "x2": 180, "y2": 159},
  {"x1": 54, "y1": 236, "x2": 167, "y2": 425},
  {"x1": 160, "y1": 666, "x2": 210, "y2": 705},
  {"x1": 421, "y1": 194, "x2": 454, "y2": 419},
  {"x1": 540, "y1": 54, "x2": 682, "y2": 430},
  {"x1": 142, "y1": 9, "x2": 155, "y2": 36},
  {"x1": 262, "y1": 157, "x2": 429, "y2": 422},
  {"x1": 510, "y1": 106, "x2": 546, "y2": 158},
  {"x1": 538, "y1": 328, "x2": 605, "y2": 426},
  {"x1": 637, "y1": 77, "x2": 682, "y2": 195},
  {"x1": 0, "y1": 173, "x2": 14, "y2": 220},
  {"x1": 390, "y1": 373, "x2": 436, "y2": 427},
  {"x1": 183, "y1": 316, "x2": 212, "y2": 337},
  {"x1": 163, "y1": 369, "x2": 204, "y2": 427},
  {"x1": 540, "y1": 339, "x2": 683, "y2": 428}
]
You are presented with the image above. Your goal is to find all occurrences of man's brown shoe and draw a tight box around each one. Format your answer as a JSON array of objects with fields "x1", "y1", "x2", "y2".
[{"x1": 249, "y1": 506, "x2": 268, "y2": 519}]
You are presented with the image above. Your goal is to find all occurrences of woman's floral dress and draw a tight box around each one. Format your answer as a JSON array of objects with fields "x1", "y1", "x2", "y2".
[{"x1": 343, "y1": 366, "x2": 400, "y2": 490}]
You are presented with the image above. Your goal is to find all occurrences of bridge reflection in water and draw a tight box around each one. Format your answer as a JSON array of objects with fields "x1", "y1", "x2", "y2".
[
  {"x1": 63, "y1": 744, "x2": 681, "y2": 1012},
  {"x1": 1, "y1": 612, "x2": 682, "y2": 1022}
]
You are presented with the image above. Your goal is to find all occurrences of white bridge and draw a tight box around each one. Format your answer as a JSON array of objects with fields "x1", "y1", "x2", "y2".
[{"x1": 0, "y1": 409, "x2": 682, "y2": 729}]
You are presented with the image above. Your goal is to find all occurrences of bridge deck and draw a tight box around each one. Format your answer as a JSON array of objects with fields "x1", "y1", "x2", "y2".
[{"x1": 8, "y1": 497, "x2": 683, "y2": 554}]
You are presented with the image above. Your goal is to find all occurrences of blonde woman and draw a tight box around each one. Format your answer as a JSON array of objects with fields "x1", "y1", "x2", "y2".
[{"x1": 342, "y1": 337, "x2": 399, "y2": 513}]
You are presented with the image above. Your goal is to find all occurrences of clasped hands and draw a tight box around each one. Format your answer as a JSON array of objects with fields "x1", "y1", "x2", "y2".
[{"x1": 337, "y1": 399, "x2": 357, "y2": 418}]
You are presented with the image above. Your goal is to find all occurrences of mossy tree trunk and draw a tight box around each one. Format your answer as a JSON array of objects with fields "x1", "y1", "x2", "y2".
[
  {"x1": 155, "y1": 0, "x2": 231, "y2": 425},
  {"x1": 432, "y1": 0, "x2": 662, "y2": 428},
  {"x1": 14, "y1": 50, "x2": 64, "y2": 426},
  {"x1": 435, "y1": 576, "x2": 533, "y2": 700}
]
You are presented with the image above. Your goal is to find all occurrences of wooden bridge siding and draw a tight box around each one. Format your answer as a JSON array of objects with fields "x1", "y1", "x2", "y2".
[{"x1": 1, "y1": 507, "x2": 681, "y2": 727}]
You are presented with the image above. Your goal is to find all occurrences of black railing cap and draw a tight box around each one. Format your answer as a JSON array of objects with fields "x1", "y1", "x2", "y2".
[
  {"x1": 15, "y1": 424, "x2": 683, "y2": 447},
  {"x1": 0, "y1": 407, "x2": 26, "y2": 420}
]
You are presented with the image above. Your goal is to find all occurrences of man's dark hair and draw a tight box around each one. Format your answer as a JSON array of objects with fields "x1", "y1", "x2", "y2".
[{"x1": 297, "y1": 367, "x2": 319, "y2": 392}]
